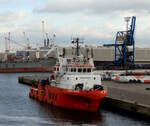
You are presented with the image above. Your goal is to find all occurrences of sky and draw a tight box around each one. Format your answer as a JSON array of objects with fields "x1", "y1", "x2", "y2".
[{"x1": 0, "y1": 0, "x2": 150, "y2": 51}]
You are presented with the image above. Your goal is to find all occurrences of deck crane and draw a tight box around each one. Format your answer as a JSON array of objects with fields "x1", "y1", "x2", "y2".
[{"x1": 4, "y1": 37, "x2": 26, "y2": 49}]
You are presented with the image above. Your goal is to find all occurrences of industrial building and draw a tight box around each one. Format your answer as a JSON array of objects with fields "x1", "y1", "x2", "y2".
[{"x1": 60, "y1": 46, "x2": 150, "y2": 69}]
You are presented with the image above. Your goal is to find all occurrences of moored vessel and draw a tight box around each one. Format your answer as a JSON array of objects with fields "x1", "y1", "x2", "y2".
[
  {"x1": 29, "y1": 38, "x2": 107, "y2": 112},
  {"x1": 0, "y1": 59, "x2": 56, "y2": 73}
]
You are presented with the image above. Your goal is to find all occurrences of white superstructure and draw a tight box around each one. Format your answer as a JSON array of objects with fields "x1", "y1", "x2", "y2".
[{"x1": 49, "y1": 45, "x2": 102, "y2": 91}]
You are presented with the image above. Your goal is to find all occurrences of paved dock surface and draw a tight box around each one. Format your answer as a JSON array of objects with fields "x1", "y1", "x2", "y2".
[{"x1": 103, "y1": 81, "x2": 150, "y2": 106}]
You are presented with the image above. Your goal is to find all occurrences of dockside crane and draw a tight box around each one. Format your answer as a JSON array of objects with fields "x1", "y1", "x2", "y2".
[
  {"x1": 103, "y1": 16, "x2": 136, "y2": 69},
  {"x1": 114, "y1": 16, "x2": 136, "y2": 69}
]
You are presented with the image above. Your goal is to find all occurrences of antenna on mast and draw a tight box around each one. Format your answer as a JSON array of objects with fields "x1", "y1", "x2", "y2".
[{"x1": 72, "y1": 37, "x2": 83, "y2": 57}]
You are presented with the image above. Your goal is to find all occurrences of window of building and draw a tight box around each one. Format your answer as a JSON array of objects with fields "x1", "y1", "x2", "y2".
[{"x1": 74, "y1": 68, "x2": 76, "y2": 72}]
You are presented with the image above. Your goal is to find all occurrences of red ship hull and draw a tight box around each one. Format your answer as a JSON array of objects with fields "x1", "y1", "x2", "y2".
[
  {"x1": 29, "y1": 81, "x2": 107, "y2": 112},
  {"x1": 0, "y1": 67, "x2": 54, "y2": 73}
]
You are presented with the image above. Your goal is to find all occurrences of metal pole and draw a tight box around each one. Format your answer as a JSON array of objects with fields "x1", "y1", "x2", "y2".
[{"x1": 124, "y1": 17, "x2": 131, "y2": 73}]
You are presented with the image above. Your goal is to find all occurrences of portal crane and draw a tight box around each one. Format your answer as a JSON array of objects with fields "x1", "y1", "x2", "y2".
[{"x1": 114, "y1": 16, "x2": 136, "y2": 69}]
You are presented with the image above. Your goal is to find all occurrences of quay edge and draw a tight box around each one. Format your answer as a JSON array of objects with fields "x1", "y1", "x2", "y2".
[
  {"x1": 101, "y1": 97, "x2": 150, "y2": 117},
  {"x1": 18, "y1": 76, "x2": 150, "y2": 117}
]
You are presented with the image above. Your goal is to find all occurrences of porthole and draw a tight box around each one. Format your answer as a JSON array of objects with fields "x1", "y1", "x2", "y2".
[
  {"x1": 52, "y1": 93, "x2": 54, "y2": 99},
  {"x1": 48, "y1": 92, "x2": 51, "y2": 98},
  {"x1": 55, "y1": 94, "x2": 58, "y2": 101}
]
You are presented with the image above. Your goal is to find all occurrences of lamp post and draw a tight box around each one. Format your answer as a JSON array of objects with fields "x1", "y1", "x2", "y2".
[
  {"x1": 124, "y1": 17, "x2": 131, "y2": 31},
  {"x1": 124, "y1": 17, "x2": 131, "y2": 74}
]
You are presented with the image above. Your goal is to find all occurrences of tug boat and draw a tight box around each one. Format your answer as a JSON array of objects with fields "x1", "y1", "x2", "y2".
[{"x1": 29, "y1": 39, "x2": 107, "y2": 112}]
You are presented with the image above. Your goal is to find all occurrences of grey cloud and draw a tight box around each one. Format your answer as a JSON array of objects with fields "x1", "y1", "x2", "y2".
[
  {"x1": 0, "y1": 11, "x2": 26, "y2": 23},
  {"x1": 0, "y1": 11, "x2": 17, "y2": 22},
  {"x1": 0, "y1": 0, "x2": 19, "y2": 4},
  {"x1": 34, "y1": 0, "x2": 150, "y2": 14}
]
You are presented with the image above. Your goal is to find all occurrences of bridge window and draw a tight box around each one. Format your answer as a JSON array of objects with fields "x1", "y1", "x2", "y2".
[
  {"x1": 83, "y1": 68, "x2": 86, "y2": 73},
  {"x1": 71, "y1": 68, "x2": 74, "y2": 72},
  {"x1": 78, "y1": 68, "x2": 82, "y2": 73},
  {"x1": 87, "y1": 68, "x2": 91, "y2": 72},
  {"x1": 74, "y1": 68, "x2": 76, "y2": 72},
  {"x1": 57, "y1": 67, "x2": 59, "y2": 71}
]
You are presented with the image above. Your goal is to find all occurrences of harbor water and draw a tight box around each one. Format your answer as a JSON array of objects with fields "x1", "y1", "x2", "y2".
[{"x1": 0, "y1": 73, "x2": 149, "y2": 126}]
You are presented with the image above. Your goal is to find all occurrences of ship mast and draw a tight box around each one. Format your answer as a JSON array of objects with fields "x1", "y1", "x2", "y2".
[{"x1": 72, "y1": 37, "x2": 83, "y2": 57}]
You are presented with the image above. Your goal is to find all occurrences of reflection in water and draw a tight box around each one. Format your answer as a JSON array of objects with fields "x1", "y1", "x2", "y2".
[
  {"x1": 40, "y1": 103, "x2": 103, "y2": 125},
  {"x1": 0, "y1": 73, "x2": 150, "y2": 126}
]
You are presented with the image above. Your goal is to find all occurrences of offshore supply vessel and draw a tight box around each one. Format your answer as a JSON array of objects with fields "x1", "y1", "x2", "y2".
[{"x1": 29, "y1": 38, "x2": 107, "y2": 112}]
